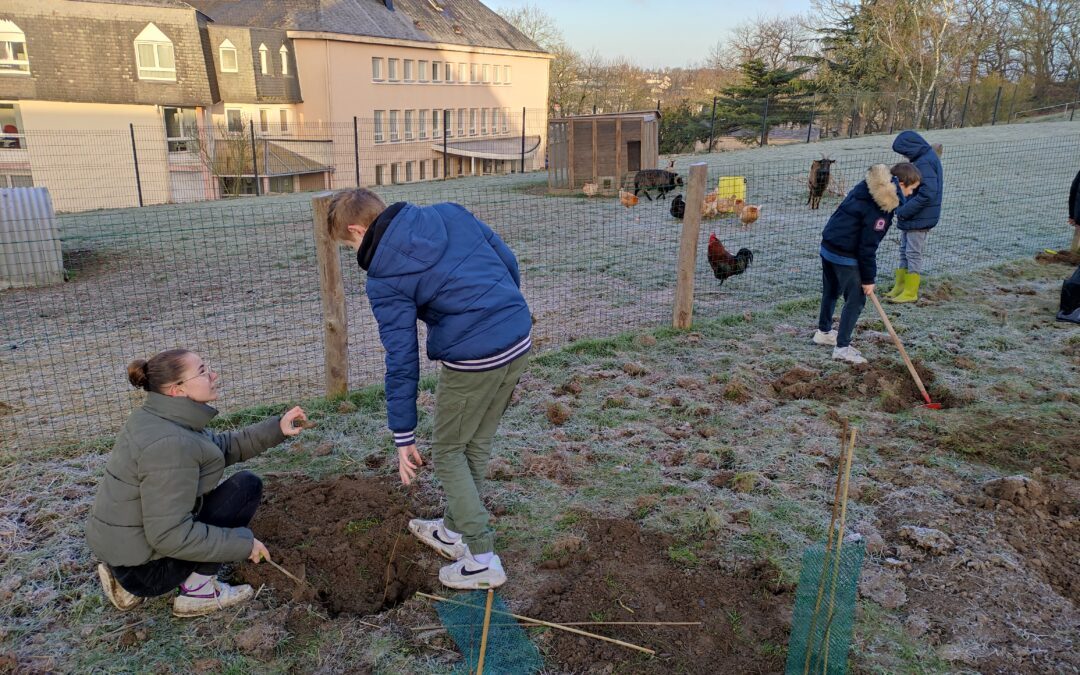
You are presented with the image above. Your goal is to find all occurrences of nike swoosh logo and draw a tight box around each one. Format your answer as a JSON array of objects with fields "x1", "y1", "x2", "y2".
[{"x1": 460, "y1": 566, "x2": 489, "y2": 576}]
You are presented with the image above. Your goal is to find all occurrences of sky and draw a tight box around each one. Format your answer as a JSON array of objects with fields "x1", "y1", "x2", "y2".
[{"x1": 491, "y1": 0, "x2": 814, "y2": 69}]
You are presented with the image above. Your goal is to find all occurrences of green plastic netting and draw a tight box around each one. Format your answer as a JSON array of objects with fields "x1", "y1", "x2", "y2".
[
  {"x1": 785, "y1": 540, "x2": 866, "y2": 675},
  {"x1": 434, "y1": 591, "x2": 544, "y2": 674}
]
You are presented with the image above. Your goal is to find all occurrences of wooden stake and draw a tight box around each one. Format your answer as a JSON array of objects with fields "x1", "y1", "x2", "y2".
[
  {"x1": 265, "y1": 558, "x2": 306, "y2": 586},
  {"x1": 311, "y1": 192, "x2": 349, "y2": 397},
  {"x1": 416, "y1": 592, "x2": 656, "y2": 656},
  {"x1": 1071, "y1": 225, "x2": 1080, "y2": 253},
  {"x1": 817, "y1": 427, "x2": 857, "y2": 672},
  {"x1": 476, "y1": 589, "x2": 494, "y2": 675},
  {"x1": 673, "y1": 163, "x2": 708, "y2": 329}
]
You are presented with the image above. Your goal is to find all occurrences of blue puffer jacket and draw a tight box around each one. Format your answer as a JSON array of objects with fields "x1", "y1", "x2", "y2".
[
  {"x1": 821, "y1": 165, "x2": 905, "y2": 284},
  {"x1": 892, "y1": 130, "x2": 943, "y2": 231},
  {"x1": 361, "y1": 202, "x2": 531, "y2": 444}
]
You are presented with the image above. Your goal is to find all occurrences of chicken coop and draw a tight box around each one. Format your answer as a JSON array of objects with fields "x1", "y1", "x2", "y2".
[{"x1": 547, "y1": 111, "x2": 661, "y2": 194}]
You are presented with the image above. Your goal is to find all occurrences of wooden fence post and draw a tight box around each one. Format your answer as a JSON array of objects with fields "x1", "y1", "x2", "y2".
[
  {"x1": 311, "y1": 192, "x2": 349, "y2": 397},
  {"x1": 672, "y1": 163, "x2": 708, "y2": 329}
]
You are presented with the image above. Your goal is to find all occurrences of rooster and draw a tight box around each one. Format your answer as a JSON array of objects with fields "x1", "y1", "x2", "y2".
[
  {"x1": 619, "y1": 189, "x2": 639, "y2": 208},
  {"x1": 707, "y1": 233, "x2": 753, "y2": 286}
]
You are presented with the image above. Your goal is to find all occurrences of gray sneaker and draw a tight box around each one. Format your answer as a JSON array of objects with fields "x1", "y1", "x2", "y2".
[
  {"x1": 832, "y1": 346, "x2": 867, "y2": 365},
  {"x1": 813, "y1": 329, "x2": 838, "y2": 346},
  {"x1": 439, "y1": 553, "x2": 507, "y2": 590},
  {"x1": 172, "y1": 579, "x2": 254, "y2": 618},
  {"x1": 97, "y1": 563, "x2": 143, "y2": 612},
  {"x1": 409, "y1": 518, "x2": 469, "y2": 560}
]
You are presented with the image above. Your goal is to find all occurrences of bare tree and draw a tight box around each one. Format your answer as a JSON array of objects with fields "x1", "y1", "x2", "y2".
[
  {"x1": 726, "y1": 14, "x2": 815, "y2": 70},
  {"x1": 495, "y1": 3, "x2": 563, "y2": 50},
  {"x1": 1008, "y1": 0, "x2": 1080, "y2": 96}
]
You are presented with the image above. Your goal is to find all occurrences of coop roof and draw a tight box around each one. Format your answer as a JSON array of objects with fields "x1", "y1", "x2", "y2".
[
  {"x1": 211, "y1": 140, "x2": 328, "y2": 177},
  {"x1": 432, "y1": 135, "x2": 541, "y2": 161},
  {"x1": 186, "y1": 0, "x2": 545, "y2": 53}
]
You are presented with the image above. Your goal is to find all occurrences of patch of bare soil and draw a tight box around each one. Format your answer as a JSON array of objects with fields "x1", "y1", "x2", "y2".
[
  {"x1": 236, "y1": 475, "x2": 438, "y2": 616},
  {"x1": 941, "y1": 416, "x2": 1080, "y2": 476},
  {"x1": 771, "y1": 361, "x2": 953, "y2": 412},
  {"x1": 1035, "y1": 249, "x2": 1080, "y2": 266},
  {"x1": 525, "y1": 518, "x2": 791, "y2": 674}
]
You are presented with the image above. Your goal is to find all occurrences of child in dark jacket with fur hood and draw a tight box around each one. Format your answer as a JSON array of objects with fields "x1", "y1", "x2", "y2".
[
  {"x1": 327, "y1": 189, "x2": 531, "y2": 591},
  {"x1": 814, "y1": 163, "x2": 921, "y2": 364}
]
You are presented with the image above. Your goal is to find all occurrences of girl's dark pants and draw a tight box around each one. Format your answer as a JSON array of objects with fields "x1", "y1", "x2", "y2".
[{"x1": 818, "y1": 257, "x2": 865, "y2": 348}]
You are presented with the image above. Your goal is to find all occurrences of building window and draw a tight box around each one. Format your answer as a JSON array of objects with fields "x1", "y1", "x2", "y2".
[
  {"x1": 469, "y1": 109, "x2": 477, "y2": 136},
  {"x1": 0, "y1": 174, "x2": 33, "y2": 188},
  {"x1": 505, "y1": 66, "x2": 511, "y2": 83},
  {"x1": 259, "y1": 109, "x2": 269, "y2": 132},
  {"x1": 259, "y1": 44, "x2": 268, "y2": 74},
  {"x1": 418, "y1": 60, "x2": 428, "y2": 82},
  {"x1": 445, "y1": 61, "x2": 453, "y2": 83},
  {"x1": 433, "y1": 158, "x2": 440, "y2": 179},
  {"x1": 163, "y1": 106, "x2": 196, "y2": 152},
  {"x1": 0, "y1": 21, "x2": 30, "y2": 75},
  {"x1": 375, "y1": 164, "x2": 385, "y2": 185},
  {"x1": 490, "y1": 108, "x2": 498, "y2": 135},
  {"x1": 493, "y1": 65, "x2": 500, "y2": 84},
  {"x1": 404, "y1": 110, "x2": 414, "y2": 140},
  {"x1": 457, "y1": 108, "x2": 465, "y2": 136},
  {"x1": 404, "y1": 59, "x2": 414, "y2": 82},
  {"x1": 0, "y1": 103, "x2": 26, "y2": 149},
  {"x1": 502, "y1": 108, "x2": 509, "y2": 133},
  {"x1": 420, "y1": 160, "x2": 426, "y2": 180},
  {"x1": 406, "y1": 161, "x2": 414, "y2": 182},
  {"x1": 269, "y1": 175, "x2": 294, "y2": 193},
  {"x1": 391, "y1": 162, "x2": 401, "y2": 184},
  {"x1": 280, "y1": 45, "x2": 289, "y2": 75},
  {"x1": 470, "y1": 64, "x2": 478, "y2": 83},
  {"x1": 432, "y1": 109, "x2": 441, "y2": 137},
  {"x1": 279, "y1": 109, "x2": 290, "y2": 133},
  {"x1": 388, "y1": 58, "x2": 399, "y2": 81},
  {"x1": 389, "y1": 110, "x2": 399, "y2": 141},
  {"x1": 134, "y1": 23, "x2": 176, "y2": 81},
  {"x1": 445, "y1": 109, "x2": 453, "y2": 137},
  {"x1": 480, "y1": 107, "x2": 487, "y2": 134},
  {"x1": 372, "y1": 57, "x2": 383, "y2": 81},
  {"x1": 482, "y1": 64, "x2": 490, "y2": 83},
  {"x1": 219, "y1": 39, "x2": 238, "y2": 73},
  {"x1": 374, "y1": 110, "x2": 385, "y2": 143},
  {"x1": 432, "y1": 61, "x2": 440, "y2": 82},
  {"x1": 226, "y1": 108, "x2": 244, "y2": 132},
  {"x1": 419, "y1": 110, "x2": 427, "y2": 139},
  {"x1": 458, "y1": 63, "x2": 466, "y2": 83},
  {"x1": 219, "y1": 177, "x2": 257, "y2": 196}
]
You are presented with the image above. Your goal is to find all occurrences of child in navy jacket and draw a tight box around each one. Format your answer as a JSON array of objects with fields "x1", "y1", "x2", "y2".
[
  {"x1": 813, "y1": 163, "x2": 921, "y2": 364},
  {"x1": 328, "y1": 189, "x2": 531, "y2": 590}
]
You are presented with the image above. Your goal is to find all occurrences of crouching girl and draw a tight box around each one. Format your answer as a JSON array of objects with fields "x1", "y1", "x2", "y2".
[{"x1": 86, "y1": 349, "x2": 308, "y2": 617}]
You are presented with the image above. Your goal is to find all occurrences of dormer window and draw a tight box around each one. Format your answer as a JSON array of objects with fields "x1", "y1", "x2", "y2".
[
  {"x1": 280, "y1": 45, "x2": 289, "y2": 75},
  {"x1": 0, "y1": 21, "x2": 29, "y2": 75},
  {"x1": 135, "y1": 23, "x2": 175, "y2": 81},
  {"x1": 219, "y1": 39, "x2": 238, "y2": 73},
  {"x1": 258, "y1": 44, "x2": 268, "y2": 74}
]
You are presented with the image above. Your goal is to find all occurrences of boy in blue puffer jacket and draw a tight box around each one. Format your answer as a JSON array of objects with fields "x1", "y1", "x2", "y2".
[
  {"x1": 328, "y1": 189, "x2": 531, "y2": 590},
  {"x1": 887, "y1": 130, "x2": 944, "y2": 303},
  {"x1": 813, "y1": 163, "x2": 921, "y2": 364}
]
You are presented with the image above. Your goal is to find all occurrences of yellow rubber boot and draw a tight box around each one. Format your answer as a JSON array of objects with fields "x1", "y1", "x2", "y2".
[
  {"x1": 891, "y1": 272, "x2": 921, "y2": 303},
  {"x1": 885, "y1": 268, "x2": 907, "y2": 299}
]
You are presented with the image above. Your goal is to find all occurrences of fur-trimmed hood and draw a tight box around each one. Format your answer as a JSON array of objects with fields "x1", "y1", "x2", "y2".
[{"x1": 866, "y1": 164, "x2": 900, "y2": 213}]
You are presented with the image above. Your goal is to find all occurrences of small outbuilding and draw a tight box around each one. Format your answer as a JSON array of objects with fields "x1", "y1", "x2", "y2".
[{"x1": 547, "y1": 110, "x2": 661, "y2": 193}]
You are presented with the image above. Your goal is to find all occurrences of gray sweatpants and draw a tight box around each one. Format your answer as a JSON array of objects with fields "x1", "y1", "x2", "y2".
[{"x1": 899, "y1": 229, "x2": 930, "y2": 274}]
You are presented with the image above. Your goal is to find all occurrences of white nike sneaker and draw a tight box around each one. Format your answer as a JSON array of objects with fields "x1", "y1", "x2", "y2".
[
  {"x1": 409, "y1": 518, "x2": 469, "y2": 560},
  {"x1": 97, "y1": 563, "x2": 143, "y2": 612},
  {"x1": 832, "y1": 346, "x2": 867, "y2": 365},
  {"x1": 812, "y1": 329, "x2": 838, "y2": 346},
  {"x1": 172, "y1": 579, "x2": 254, "y2": 618},
  {"x1": 439, "y1": 552, "x2": 507, "y2": 590}
]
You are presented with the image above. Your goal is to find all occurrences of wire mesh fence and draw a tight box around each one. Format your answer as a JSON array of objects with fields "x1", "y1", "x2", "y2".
[{"x1": 2, "y1": 126, "x2": 1078, "y2": 452}]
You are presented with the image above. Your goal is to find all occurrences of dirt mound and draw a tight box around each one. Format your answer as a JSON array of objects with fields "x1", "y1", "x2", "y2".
[
  {"x1": 771, "y1": 361, "x2": 952, "y2": 412},
  {"x1": 236, "y1": 475, "x2": 437, "y2": 616},
  {"x1": 526, "y1": 518, "x2": 791, "y2": 674},
  {"x1": 1035, "y1": 249, "x2": 1080, "y2": 265},
  {"x1": 942, "y1": 417, "x2": 1080, "y2": 475}
]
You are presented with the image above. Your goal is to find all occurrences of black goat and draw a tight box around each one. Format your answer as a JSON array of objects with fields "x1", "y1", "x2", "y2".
[
  {"x1": 807, "y1": 157, "x2": 835, "y2": 210},
  {"x1": 633, "y1": 169, "x2": 683, "y2": 201}
]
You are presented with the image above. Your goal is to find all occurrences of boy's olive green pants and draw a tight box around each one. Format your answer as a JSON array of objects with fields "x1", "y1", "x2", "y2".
[{"x1": 432, "y1": 354, "x2": 528, "y2": 556}]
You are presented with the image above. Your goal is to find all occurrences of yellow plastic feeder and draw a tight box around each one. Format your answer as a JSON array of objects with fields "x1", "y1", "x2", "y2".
[{"x1": 717, "y1": 176, "x2": 747, "y2": 201}]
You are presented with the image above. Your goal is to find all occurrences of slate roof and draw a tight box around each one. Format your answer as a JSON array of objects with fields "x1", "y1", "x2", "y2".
[
  {"x1": 213, "y1": 140, "x2": 328, "y2": 176},
  {"x1": 186, "y1": 0, "x2": 544, "y2": 53}
]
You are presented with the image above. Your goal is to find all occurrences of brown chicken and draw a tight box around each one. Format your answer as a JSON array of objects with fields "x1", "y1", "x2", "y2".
[
  {"x1": 739, "y1": 204, "x2": 761, "y2": 225},
  {"x1": 619, "y1": 189, "x2": 639, "y2": 208},
  {"x1": 707, "y1": 233, "x2": 754, "y2": 286}
]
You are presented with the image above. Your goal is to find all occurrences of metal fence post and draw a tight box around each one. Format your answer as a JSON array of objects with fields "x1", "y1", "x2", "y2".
[
  {"x1": 443, "y1": 109, "x2": 449, "y2": 179},
  {"x1": 250, "y1": 121, "x2": 261, "y2": 196},
  {"x1": 960, "y1": 85, "x2": 971, "y2": 128},
  {"x1": 672, "y1": 163, "x2": 708, "y2": 329},
  {"x1": 926, "y1": 88, "x2": 937, "y2": 129},
  {"x1": 129, "y1": 123, "x2": 143, "y2": 207},
  {"x1": 991, "y1": 85, "x2": 1003, "y2": 125},
  {"x1": 709, "y1": 96, "x2": 718, "y2": 151},
  {"x1": 759, "y1": 96, "x2": 770, "y2": 146},
  {"x1": 806, "y1": 94, "x2": 816, "y2": 143},
  {"x1": 520, "y1": 107, "x2": 526, "y2": 173},
  {"x1": 1007, "y1": 84, "x2": 1018, "y2": 123},
  {"x1": 888, "y1": 93, "x2": 897, "y2": 134},
  {"x1": 848, "y1": 95, "x2": 856, "y2": 138},
  {"x1": 311, "y1": 192, "x2": 349, "y2": 397},
  {"x1": 353, "y1": 116, "x2": 360, "y2": 187}
]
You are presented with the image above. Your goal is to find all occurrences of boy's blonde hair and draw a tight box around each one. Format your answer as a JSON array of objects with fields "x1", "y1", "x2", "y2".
[{"x1": 327, "y1": 188, "x2": 386, "y2": 242}]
